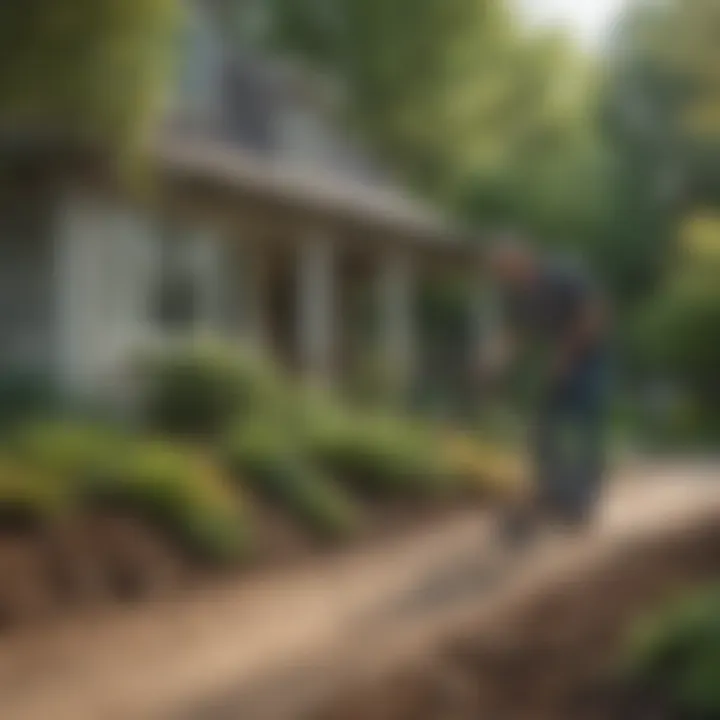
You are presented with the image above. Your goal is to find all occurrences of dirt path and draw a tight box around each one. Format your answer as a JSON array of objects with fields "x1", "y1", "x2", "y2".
[{"x1": 0, "y1": 462, "x2": 716, "y2": 720}]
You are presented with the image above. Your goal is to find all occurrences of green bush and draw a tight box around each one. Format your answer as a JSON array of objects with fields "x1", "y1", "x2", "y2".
[
  {"x1": 5, "y1": 422, "x2": 248, "y2": 563},
  {"x1": 440, "y1": 431, "x2": 528, "y2": 500},
  {"x1": 7, "y1": 421, "x2": 122, "y2": 487},
  {"x1": 225, "y1": 418, "x2": 360, "y2": 541},
  {"x1": 0, "y1": 455, "x2": 72, "y2": 522},
  {"x1": 90, "y1": 442, "x2": 249, "y2": 563},
  {"x1": 621, "y1": 584, "x2": 720, "y2": 717},
  {"x1": 139, "y1": 344, "x2": 287, "y2": 437},
  {"x1": 635, "y1": 278, "x2": 720, "y2": 439},
  {"x1": 305, "y1": 409, "x2": 447, "y2": 500}
]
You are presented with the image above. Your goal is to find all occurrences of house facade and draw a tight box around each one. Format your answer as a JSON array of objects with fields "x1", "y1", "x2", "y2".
[{"x1": 0, "y1": 1, "x2": 485, "y2": 410}]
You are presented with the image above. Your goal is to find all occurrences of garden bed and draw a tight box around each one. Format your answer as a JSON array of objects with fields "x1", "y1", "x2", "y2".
[{"x1": 0, "y1": 345, "x2": 522, "y2": 633}]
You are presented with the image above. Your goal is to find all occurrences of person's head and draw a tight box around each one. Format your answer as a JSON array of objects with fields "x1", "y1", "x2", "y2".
[{"x1": 485, "y1": 233, "x2": 538, "y2": 289}]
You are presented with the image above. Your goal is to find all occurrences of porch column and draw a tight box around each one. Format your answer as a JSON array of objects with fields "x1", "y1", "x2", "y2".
[
  {"x1": 195, "y1": 225, "x2": 225, "y2": 336},
  {"x1": 468, "y1": 277, "x2": 492, "y2": 371},
  {"x1": 226, "y1": 226, "x2": 269, "y2": 353},
  {"x1": 378, "y1": 249, "x2": 415, "y2": 393},
  {"x1": 235, "y1": 238, "x2": 269, "y2": 352},
  {"x1": 297, "y1": 231, "x2": 335, "y2": 378}
]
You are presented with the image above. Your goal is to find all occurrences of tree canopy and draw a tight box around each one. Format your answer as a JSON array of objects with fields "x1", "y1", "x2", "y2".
[{"x1": 0, "y1": 0, "x2": 179, "y2": 155}]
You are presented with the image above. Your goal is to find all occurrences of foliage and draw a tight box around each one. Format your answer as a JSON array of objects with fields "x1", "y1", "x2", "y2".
[
  {"x1": 0, "y1": 456, "x2": 72, "y2": 522},
  {"x1": 622, "y1": 584, "x2": 720, "y2": 717},
  {"x1": 638, "y1": 281, "x2": 720, "y2": 406},
  {"x1": 306, "y1": 409, "x2": 447, "y2": 500},
  {"x1": 139, "y1": 344, "x2": 286, "y2": 438},
  {"x1": 461, "y1": 31, "x2": 610, "y2": 248},
  {"x1": 440, "y1": 431, "x2": 528, "y2": 501},
  {"x1": 246, "y1": 0, "x2": 529, "y2": 196},
  {"x1": 5, "y1": 421, "x2": 248, "y2": 562},
  {"x1": 7, "y1": 421, "x2": 122, "y2": 487},
  {"x1": 600, "y1": 0, "x2": 720, "y2": 299},
  {"x1": 632, "y1": 211, "x2": 720, "y2": 439},
  {"x1": 93, "y1": 441, "x2": 248, "y2": 563},
  {"x1": 0, "y1": 0, "x2": 180, "y2": 159},
  {"x1": 225, "y1": 417, "x2": 361, "y2": 541}
]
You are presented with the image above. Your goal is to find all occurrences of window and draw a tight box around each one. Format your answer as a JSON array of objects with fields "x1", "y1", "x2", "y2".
[{"x1": 153, "y1": 228, "x2": 200, "y2": 332}]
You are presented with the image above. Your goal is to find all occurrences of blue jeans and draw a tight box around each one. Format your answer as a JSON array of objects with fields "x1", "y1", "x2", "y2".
[{"x1": 532, "y1": 352, "x2": 608, "y2": 523}]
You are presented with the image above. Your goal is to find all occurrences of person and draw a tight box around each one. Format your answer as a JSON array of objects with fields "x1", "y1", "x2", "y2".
[{"x1": 481, "y1": 234, "x2": 610, "y2": 540}]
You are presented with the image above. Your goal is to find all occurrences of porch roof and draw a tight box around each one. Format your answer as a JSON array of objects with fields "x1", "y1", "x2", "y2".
[{"x1": 153, "y1": 135, "x2": 468, "y2": 245}]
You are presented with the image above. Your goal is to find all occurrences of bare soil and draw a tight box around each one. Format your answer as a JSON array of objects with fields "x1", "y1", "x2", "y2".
[
  {"x1": 314, "y1": 505, "x2": 720, "y2": 720},
  {"x1": 0, "y1": 493, "x2": 477, "y2": 636}
]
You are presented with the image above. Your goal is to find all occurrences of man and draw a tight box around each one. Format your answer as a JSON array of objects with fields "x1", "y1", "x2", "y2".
[{"x1": 482, "y1": 235, "x2": 609, "y2": 537}]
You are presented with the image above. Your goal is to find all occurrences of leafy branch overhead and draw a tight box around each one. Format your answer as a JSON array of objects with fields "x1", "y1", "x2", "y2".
[{"x1": 0, "y1": 0, "x2": 180, "y2": 154}]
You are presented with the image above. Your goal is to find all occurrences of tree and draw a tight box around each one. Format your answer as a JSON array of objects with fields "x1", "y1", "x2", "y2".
[
  {"x1": 460, "y1": 30, "x2": 611, "y2": 254},
  {"x1": 0, "y1": 0, "x2": 180, "y2": 157},
  {"x1": 241, "y1": 0, "x2": 524, "y2": 198},
  {"x1": 599, "y1": 0, "x2": 720, "y2": 301},
  {"x1": 634, "y1": 214, "x2": 720, "y2": 437}
]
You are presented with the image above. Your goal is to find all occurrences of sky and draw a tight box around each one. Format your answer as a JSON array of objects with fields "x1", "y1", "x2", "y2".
[{"x1": 518, "y1": 0, "x2": 629, "y2": 47}]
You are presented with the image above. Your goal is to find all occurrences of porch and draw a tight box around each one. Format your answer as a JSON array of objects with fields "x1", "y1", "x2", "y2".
[{"x1": 17, "y1": 136, "x2": 490, "y2": 413}]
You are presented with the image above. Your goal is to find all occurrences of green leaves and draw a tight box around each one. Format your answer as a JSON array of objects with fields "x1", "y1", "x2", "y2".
[
  {"x1": 250, "y1": 0, "x2": 525, "y2": 198},
  {"x1": 0, "y1": 0, "x2": 180, "y2": 156},
  {"x1": 225, "y1": 416, "x2": 361, "y2": 541},
  {"x1": 622, "y1": 585, "x2": 720, "y2": 717}
]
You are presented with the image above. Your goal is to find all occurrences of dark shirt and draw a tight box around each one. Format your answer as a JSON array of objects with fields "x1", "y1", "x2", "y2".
[{"x1": 504, "y1": 259, "x2": 605, "y2": 362}]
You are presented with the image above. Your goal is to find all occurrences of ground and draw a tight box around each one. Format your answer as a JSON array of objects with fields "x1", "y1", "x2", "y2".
[{"x1": 0, "y1": 461, "x2": 716, "y2": 720}]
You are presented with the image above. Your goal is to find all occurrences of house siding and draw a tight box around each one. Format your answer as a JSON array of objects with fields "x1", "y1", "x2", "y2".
[
  {"x1": 0, "y1": 194, "x2": 55, "y2": 378},
  {"x1": 54, "y1": 191, "x2": 160, "y2": 397},
  {"x1": 53, "y1": 191, "x2": 232, "y2": 399}
]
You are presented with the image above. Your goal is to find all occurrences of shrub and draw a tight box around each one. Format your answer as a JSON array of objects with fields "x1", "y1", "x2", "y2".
[
  {"x1": 6, "y1": 422, "x2": 248, "y2": 563},
  {"x1": 91, "y1": 442, "x2": 249, "y2": 563},
  {"x1": 305, "y1": 410, "x2": 448, "y2": 501},
  {"x1": 139, "y1": 344, "x2": 286, "y2": 437},
  {"x1": 225, "y1": 418, "x2": 360, "y2": 541},
  {"x1": 0, "y1": 455, "x2": 72, "y2": 523},
  {"x1": 7, "y1": 421, "x2": 122, "y2": 488},
  {"x1": 635, "y1": 278, "x2": 720, "y2": 437},
  {"x1": 621, "y1": 584, "x2": 720, "y2": 717},
  {"x1": 440, "y1": 432, "x2": 528, "y2": 501}
]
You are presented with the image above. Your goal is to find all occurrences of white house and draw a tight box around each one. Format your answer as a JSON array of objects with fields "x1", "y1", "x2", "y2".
[{"x1": 0, "y1": 0, "x2": 484, "y2": 409}]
